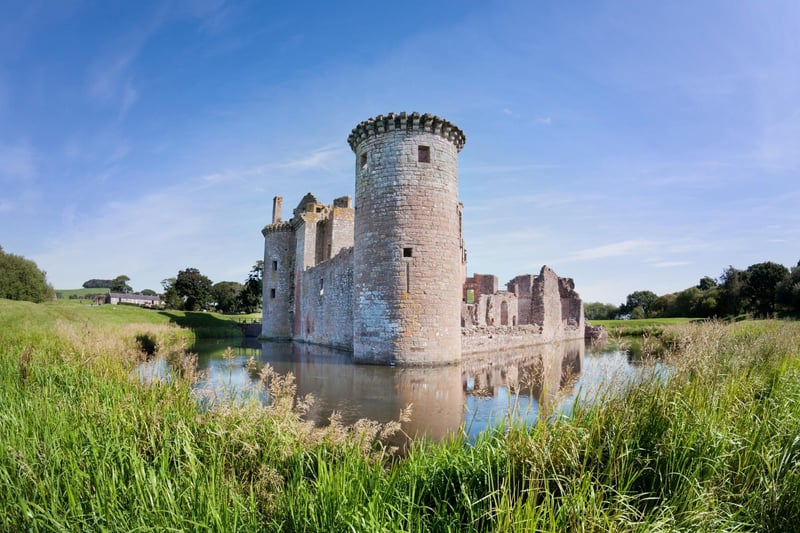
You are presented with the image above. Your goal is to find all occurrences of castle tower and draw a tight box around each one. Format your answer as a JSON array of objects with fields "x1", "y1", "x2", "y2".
[
  {"x1": 261, "y1": 196, "x2": 294, "y2": 339},
  {"x1": 348, "y1": 113, "x2": 466, "y2": 365}
]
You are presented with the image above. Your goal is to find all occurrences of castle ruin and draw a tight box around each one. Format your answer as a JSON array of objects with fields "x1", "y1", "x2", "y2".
[{"x1": 261, "y1": 112, "x2": 585, "y2": 365}]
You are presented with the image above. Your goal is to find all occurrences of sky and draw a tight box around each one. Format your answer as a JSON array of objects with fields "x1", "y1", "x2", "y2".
[{"x1": 1, "y1": 0, "x2": 798, "y2": 305}]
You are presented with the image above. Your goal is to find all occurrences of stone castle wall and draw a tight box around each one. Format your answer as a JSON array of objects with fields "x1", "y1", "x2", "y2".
[
  {"x1": 350, "y1": 114, "x2": 465, "y2": 365},
  {"x1": 296, "y1": 247, "x2": 354, "y2": 351}
]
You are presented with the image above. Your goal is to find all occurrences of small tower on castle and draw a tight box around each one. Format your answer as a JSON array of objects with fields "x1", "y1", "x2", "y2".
[{"x1": 348, "y1": 113, "x2": 466, "y2": 365}]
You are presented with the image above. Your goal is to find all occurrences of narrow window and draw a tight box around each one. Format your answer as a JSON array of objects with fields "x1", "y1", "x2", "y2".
[
  {"x1": 418, "y1": 145, "x2": 430, "y2": 163},
  {"x1": 406, "y1": 263, "x2": 411, "y2": 293},
  {"x1": 403, "y1": 247, "x2": 413, "y2": 258},
  {"x1": 319, "y1": 278, "x2": 324, "y2": 296},
  {"x1": 360, "y1": 152, "x2": 367, "y2": 169},
  {"x1": 270, "y1": 288, "x2": 276, "y2": 299},
  {"x1": 272, "y1": 260, "x2": 278, "y2": 271}
]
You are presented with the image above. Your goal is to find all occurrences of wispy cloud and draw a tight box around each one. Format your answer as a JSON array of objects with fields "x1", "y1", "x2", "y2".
[
  {"x1": 557, "y1": 239, "x2": 655, "y2": 263},
  {"x1": 652, "y1": 261, "x2": 691, "y2": 268},
  {"x1": 536, "y1": 116, "x2": 552, "y2": 126},
  {"x1": 276, "y1": 145, "x2": 347, "y2": 171}
]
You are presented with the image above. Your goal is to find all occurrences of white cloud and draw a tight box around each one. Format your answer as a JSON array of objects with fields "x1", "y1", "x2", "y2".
[
  {"x1": 556, "y1": 239, "x2": 654, "y2": 263},
  {"x1": 536, "y1": 116, "x2": 552, "y2": 126}
]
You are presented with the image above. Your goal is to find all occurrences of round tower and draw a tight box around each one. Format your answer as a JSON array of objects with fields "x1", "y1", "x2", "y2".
[
  {"x1": 348, "y1": 112, "x2": 466, "y2": 365},
  {"x1": 261, "y1": 196, "x2": 294, "y2": 339}
]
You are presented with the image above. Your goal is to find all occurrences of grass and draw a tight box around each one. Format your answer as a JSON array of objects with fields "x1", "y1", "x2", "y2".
[
  {"x1": 55, "y1": 287, "x2": 110, "y2": 299},
  {"x1": 2, "y1": 297, "x2": 800, "y2": 531},
  {"x1": 592, "y1": 317, "x2": 698, "y2": 337},
  {"x1": 0, "y1": 299, "x2": 252, "y2": 339}
]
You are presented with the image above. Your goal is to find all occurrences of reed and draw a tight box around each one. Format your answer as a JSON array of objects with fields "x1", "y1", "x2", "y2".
[{"x1": 1, "y1": 297, "x2": 799, "y2": 531}]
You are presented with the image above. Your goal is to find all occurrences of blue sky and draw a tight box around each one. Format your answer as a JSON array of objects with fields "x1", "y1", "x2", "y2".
[{"x1": 1, "y1": 0, "x2": 798, "y2": 305}]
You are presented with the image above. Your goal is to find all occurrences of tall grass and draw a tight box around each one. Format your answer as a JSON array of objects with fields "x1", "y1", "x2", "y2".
[{"x1": 2, "y1": 297, "x2": 799, "y2": 531}]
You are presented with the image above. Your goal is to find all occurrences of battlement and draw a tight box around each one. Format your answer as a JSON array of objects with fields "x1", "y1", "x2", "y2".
[
  {"x1": 261, "y1": 221, "x2": 293, "y2": 236},
  {"x1": 347, "y1": 112, "x2": 466, "y2": 153}
]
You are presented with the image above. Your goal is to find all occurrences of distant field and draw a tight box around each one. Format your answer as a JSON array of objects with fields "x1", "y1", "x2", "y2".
[
  {"x1": 0, "y1": 299, "x2": 253, "y2": 339},
  {"x1": 55, "y1": 287, "x2": 110, "y2": 299},
  {"x1": 591, "y1": 317, "x2": 698, "y2": 336}
]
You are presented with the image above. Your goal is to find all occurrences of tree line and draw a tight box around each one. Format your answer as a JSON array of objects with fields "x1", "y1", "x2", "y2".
[
  {"x1": 159, "y1": 262, "x2": 263, "y2": 314},
  {"x1": 0, "y1": 243, "x2": 263, "y2": 315},
  {"x1": 585, "y1": 260, "x2": 800, "y2": 320}
]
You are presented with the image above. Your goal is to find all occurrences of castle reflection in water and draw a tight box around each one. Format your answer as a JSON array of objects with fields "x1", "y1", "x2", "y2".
[{"x1": 179, "y1": 338, "x2": 590, "y2": 443}]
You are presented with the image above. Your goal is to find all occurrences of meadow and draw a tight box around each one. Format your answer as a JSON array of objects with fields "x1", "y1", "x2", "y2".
[{"x1": 1, "y1": 298, "x2": 799, "y2": 531}]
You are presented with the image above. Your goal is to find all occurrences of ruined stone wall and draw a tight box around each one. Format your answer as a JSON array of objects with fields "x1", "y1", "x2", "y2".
[
  {"x1": 350, "y1": 113, "x2": 465, "y2": 365},
  {"x1": 461, "y1": 325, "x2": 544, "y2": 355},
  {"x1": 296, "y1": 247, "x2": 354, "y2": 351},
  {"x1": 531, "y1": 266, "x2": 565, "y2": 342},
  {"x1": 261, "y1": 224, "x2": 295, "y2": 338},
  {"x1": 558, "y1": 277, "x2": 584, "y2": 331},
  {"x1": 507, "y1": 274, "x2": 535, "y2": 325},
  {"x1": 464, "y1": 273, "x2": 498, "y2": 301}
]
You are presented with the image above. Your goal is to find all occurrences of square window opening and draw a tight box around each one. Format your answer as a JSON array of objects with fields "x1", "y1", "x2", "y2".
[
  {"x1": 418, "y1": 145, "x2": 430, "y2": 163},
  {"x1": 403, "y1": 247, "x2": 413, "y2": 258},
  {"x1": 270, "y1": 288, "x2": 276, "y2": 299}
]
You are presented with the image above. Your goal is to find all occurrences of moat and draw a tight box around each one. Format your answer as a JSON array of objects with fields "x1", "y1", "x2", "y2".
[{"x1": 139, "y1": 339, "x2": 659, "y2": 441}]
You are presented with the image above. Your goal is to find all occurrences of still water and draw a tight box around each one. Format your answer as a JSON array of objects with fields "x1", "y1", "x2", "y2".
[{"x1": 139, "y1": 339, "x2": 657, "y2": 441}]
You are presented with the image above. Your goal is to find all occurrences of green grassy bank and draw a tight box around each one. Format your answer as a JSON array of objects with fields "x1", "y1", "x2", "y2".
[
  {"x1": 592, "y1": 317, "x2": 697, "y2": 337},
  {"x1": 2, "y1": 298, "x2": 255, "y2": 339},
  {"x1": 1, "y1": 298, "x2": 799, "y2": 531}
]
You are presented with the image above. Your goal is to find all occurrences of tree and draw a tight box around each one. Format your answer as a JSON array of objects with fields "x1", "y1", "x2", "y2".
[
  {"x1": 161, "y1": 278, "x2": 182, "y2": 309},
  {"x1": 620, "y1": 290, "x2": 658, "y2": 318},
  {"x1": 110, "y1": 275, "x2": 133, "y2": 294},
  {"x1": 0, "y1": 246, "x2": 55, "y2": 303},
  {"x1": 776, "y1": 264, "x2": 800, "y2": 312},
  {"x1": 140, "y1": 289, "x2": 157, "y2": 296},
  {"x1": 173, "y1": 268, "x2": 213, "y2": 311},
  {"x1": 744, "y1": 261, "x2": 789, "y2": 316},
  {"x1": 213, "y1": 281, "x2": 243, "y2": 314},
  {"x1": 82, "y1": 279, "x2": 113, "y2": 289},
  {"x1": 583, "y1": 302, "x2": 620, "y2": 320},
  {"x1": 697, "y1": 276, "x2": 717, "y2": 291},
  {"x1": 718, "y1": 266, "x2": 747, "y2": 317},
  {"x1": 239, "y1": 260, "x2": 263, "y2": 314}
]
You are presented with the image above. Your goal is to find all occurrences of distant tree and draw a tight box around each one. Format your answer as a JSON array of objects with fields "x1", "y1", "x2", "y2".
[
  {"x1": 0, "y1": 247, "x2": 55, "y2": 303},
  {"x1": 110, "y1": 275, "x2": 133, "y2": 294},
  {"x1": 239, "y1": 260, "x2": 263, "y2": 314},
  {"x1": 82, "y1": 279, "x2": 113, "y2": 289},
  {"x1": 697, "y1": 276, "x2": 717, "y2": 291},
  {"x1": 620, "y1": 290, "x2": 658, "y2": 318},
  {"x1": 650, "y1": 293, "x2": 677, "y2": 318},
  {"x1": 161, "y1": 278, "x2": 182, "y2": 309},
  {"x1": 718, "y1": 266, "x2": 747, "y2": 317},
  {"x1": 174, "y1": 268, "x2": 213, "y2": 311},
  {"x1": 583, "y1": 302, "x2": 619, "y2": 320},
  {"x1": 777, "y1": 264, "x2": 800, "y2": 312},
  {"x1": 140, "y1": 289, "x2": 157, "y2": 296},
  {"x1": 744, "y1": 261, "x2": 789, "y2": 317},
  {"x1": 213, "y1": 281, "x2": 243, "y2": 314}
]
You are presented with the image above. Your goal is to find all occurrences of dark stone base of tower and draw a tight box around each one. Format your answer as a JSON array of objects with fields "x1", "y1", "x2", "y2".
[{"x1": 261, "y1": 113, "x2": 587, "y2": 366}]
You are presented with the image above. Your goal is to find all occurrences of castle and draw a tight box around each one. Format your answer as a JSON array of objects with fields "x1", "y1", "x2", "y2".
[{"x1": 261, "y1": 112, "x2": 585, "y2": 366}]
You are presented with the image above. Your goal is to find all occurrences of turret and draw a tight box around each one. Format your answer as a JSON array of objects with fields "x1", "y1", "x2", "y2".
[{"x1": 348, "y1": 112, "x2": 466, "y2": 365}]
